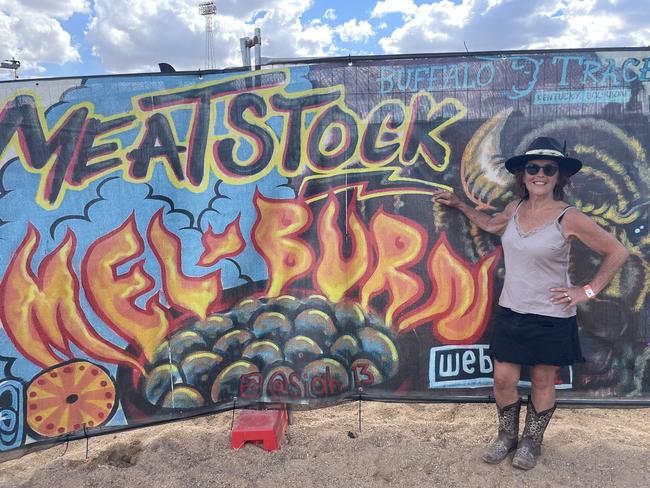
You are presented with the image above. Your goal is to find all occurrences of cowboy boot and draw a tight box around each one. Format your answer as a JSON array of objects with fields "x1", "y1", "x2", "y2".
[
  {"x1": 511, "y1": 401, "x2": 556, "y2": 470},
  {"x1": 482, "y1": 398, "x2": 521, "y2": 464}
]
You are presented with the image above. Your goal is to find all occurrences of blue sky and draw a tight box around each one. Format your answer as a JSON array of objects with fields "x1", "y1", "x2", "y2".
[{"x1": 1, "y1": 0, "x2": 649, "y2": 80}]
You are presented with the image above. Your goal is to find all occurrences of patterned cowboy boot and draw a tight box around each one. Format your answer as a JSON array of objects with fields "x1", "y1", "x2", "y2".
[
  {"x1": 482, "y1": 398, "x2": 522, "y2": 464},
  {"x1": 511, "y1": 401, "x2": 556, "y2": 470}
]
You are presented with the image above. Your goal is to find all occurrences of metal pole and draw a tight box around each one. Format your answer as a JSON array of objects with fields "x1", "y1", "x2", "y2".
[
  {"x1": 254, "y1": 28, "x2": 262, "y2": 70},
  {"x1": 240, "y1": 37, "x2": 251, "y2": 69},
  {"x1": 199, "y1": 2, "x2": 217, "y2": 70}
]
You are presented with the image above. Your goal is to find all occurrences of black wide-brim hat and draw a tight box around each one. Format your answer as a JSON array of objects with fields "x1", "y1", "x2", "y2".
[{"x1": 504, "y1": 136, "x2": 583, "y2": 175}]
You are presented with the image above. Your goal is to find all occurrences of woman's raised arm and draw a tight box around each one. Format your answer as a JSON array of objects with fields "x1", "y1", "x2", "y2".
[{"x1": 433, "y1": 189, "x2": 518, "y2": 235}]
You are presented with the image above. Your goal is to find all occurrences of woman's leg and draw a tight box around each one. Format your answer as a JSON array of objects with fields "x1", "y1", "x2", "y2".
[
  {"x1": 482, "y1": 360, "x2": 522, "y2": 463},
  {"x1": 492, "y1": 359, "x2": 521, "y2": 407},
  {"x1": 512, "y1": 364, "x2": 558, "y2": 470},
  {"x1": 529, "y1": 364, "x2": 558, "y2": 411}
]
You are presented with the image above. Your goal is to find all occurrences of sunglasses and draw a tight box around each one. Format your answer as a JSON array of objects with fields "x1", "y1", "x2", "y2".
[{"x1": 525, "y1": 163, "x2": 559, "y2": 176}]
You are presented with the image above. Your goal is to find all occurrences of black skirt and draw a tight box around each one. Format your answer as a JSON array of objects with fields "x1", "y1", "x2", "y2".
[{"x1": 490, "y1": 306, "x2": 585, "y2": 366}]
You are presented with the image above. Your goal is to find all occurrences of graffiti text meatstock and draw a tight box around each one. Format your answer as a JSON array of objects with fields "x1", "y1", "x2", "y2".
[{"x1": 0, "y1": 68, "x2": 469, "y2": 210}]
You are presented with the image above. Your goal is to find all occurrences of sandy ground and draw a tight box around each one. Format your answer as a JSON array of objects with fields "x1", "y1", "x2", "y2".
[{"x1": 1, "y1": 402, "x2": 649, "y2": 488}]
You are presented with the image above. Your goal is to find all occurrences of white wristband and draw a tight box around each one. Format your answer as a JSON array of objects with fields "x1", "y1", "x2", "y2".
[{"x1": 583, "y1": 284, "x2": 596, "y2": 299}]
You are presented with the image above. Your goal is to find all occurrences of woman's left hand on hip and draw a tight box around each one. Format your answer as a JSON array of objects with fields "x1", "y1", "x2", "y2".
[{"x1": 550, "y1": 286, "x2": 587, "y2": 311}]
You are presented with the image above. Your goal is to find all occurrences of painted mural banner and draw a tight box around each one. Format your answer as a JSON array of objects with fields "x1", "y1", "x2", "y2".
[{"x1": 0, "y1": 47, "x2": 649, "y2": 456}]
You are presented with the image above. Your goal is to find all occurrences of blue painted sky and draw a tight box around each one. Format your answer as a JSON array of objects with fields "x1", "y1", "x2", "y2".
[{"x1": 1, "y1": 0, "x2": 649, "y2": 80}]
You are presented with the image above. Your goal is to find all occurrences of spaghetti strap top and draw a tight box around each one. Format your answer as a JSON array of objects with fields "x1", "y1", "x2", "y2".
[{"x1": 498, "y1": 203, "x2": 576, "y2": 318}]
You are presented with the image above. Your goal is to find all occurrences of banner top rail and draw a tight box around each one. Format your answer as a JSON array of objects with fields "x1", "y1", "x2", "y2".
[{"x1": 2, "y1": 45, "x2": 650, "y2": 85}]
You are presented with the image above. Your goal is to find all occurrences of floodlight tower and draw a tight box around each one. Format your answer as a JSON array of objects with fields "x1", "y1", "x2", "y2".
[
  {"x1": 1, "y1": 58, "x2": 20, "y2": 80},
  {"x1": 199, "y1": 1, "x2": 217, "y2": 70}
]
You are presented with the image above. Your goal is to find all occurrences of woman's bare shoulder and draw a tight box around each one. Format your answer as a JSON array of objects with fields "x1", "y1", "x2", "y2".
[
  {"x1": 500, "y1": 199, "x2": 522, "y2": 218},
  {"x1": 560, "y1": 206, "x2": 604, "y2": 236},
  {"x1": 560, "y1": 205, "x2": 589, "y2": 224}
]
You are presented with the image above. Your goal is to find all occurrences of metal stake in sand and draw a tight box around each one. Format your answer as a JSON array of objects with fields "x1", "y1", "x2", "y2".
[
  {"x1": 83, "y1": 423, "x2": 89, "y2": 460},
  {"x1": 358, "y1": 387, "x2": 363, "y2": 434},
  {"x1": 230, "y1": 396, "x2": 238, "y2": 432}
]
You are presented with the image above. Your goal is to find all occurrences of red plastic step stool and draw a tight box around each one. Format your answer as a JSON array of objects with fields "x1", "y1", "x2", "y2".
[{"x1": 230, "y1": 407, "x2": 288, "y2": 451}]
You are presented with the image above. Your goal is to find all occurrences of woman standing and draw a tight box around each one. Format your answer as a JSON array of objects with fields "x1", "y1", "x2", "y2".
[{"x1": 433, "y1": 136, "x2": 629, "y2": 470}]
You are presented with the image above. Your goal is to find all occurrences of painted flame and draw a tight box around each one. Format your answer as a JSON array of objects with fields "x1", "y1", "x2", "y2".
[
  {"x1": 0, "y1": 225, "x2": 142, "y2": 371},
  {"x1": 148, "y1": 209, "x2": 222, "y2": 319},
  {"x1": 360, "y1": 208, "x2": 426, "y2": 326},
  {"x1": 1, "y1": 197, "x2": 503, "y2": 371},
  {"x1": 398, "y1": 233, "x2": 500, "y2": 343},
  {"x1": 198, "y1": 215, "x2": 245, "y2": 267},
  {"x1": 81, "y1": 214, "x2": 171, "y2": 362},
  {"x1": 252, "y1": 191, "x2": 315, "y2": 297},
  {"x1": 315, "y1": 194, "x2": 371, "y2": 302}
]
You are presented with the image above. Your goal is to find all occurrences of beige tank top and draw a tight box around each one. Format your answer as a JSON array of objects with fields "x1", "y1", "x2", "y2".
[{"x1": 498, "y1": 203, "x2": 576, "y2": 318}]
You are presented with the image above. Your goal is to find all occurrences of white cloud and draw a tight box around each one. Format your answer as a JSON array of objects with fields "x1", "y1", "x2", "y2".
[
  {"x1": 0, "y1": 0, "x2": 85, "y2": 75},
  {"x1": 1, "y1": 0, "x2": 90, "y2": 19},
  {"x1": 336, "y1": 18, "x2": 374, "y2": 43},
  {"x1": 292, "y1": 18, "x2": 335, "y2": 57},
  {"x1": 191, "y1": 0, "x2": 312, "y2": 18},
  {"x1": 378, "y1": 0, "x2": 650, "y2": 55},
  {"x1": 371, "y1": 0, "x2": 418, "y2": 18},
  {"x1": 324, "y1": 8, "x2": 336, "y2": 20},
  {"x1": 86, "y1": 0, "x2": 335, "y2": 73}
]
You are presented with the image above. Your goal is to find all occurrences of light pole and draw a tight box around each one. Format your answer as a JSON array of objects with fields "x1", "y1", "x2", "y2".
[
  {"x1": 198, "y1": 1, "x2": 217, "y2": 70},
  {"x1": 240, "y1": 28, "x2": 261, "y2": 71},
  {"x1": 1, "y1": 58, "x2": 20, "y2": 80}
]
